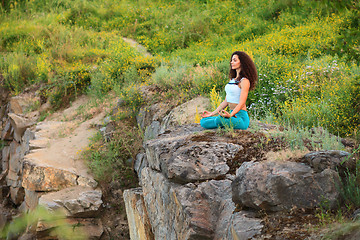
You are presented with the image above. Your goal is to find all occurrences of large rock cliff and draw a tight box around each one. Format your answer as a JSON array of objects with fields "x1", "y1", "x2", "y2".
[
  {"x1": 124, "y1": 98, "x2": 348, "y2": 240},
  {"x1": 0, "y1": 95, "x2": 104, "y2": 239}
]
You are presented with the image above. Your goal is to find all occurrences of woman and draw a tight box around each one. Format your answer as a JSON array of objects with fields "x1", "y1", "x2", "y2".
[{"x1": 200, "y1": 51, "x2": 258, "y2": 130}]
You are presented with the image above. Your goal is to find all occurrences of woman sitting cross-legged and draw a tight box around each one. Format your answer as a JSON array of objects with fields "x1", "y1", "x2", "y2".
[{"x1": 200, "y1": 51, "x2": 258, "y2": 130}]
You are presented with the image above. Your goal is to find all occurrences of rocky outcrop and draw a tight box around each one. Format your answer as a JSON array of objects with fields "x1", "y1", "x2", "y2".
[
  {"x1": 0, "y1": 96, "x2": 104, "y2": 239},
  {"x1": 232, "y1": 160, "x2": 340, "y2": 212},
  {"x1": 124, "y1": 98, "x2": 346, "y2": 240}
]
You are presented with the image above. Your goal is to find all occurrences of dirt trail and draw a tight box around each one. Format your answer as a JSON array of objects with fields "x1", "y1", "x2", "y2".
[{"x1": 26, "y1": 95, "x2": 105, "y2": 178}]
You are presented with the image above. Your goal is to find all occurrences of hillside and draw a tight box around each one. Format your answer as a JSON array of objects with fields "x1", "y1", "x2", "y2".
[{"x1": 0, "y1": 0, "x2": 360, "y2": 239}]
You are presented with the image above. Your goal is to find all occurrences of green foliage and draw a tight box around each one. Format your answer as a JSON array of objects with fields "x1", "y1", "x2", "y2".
[
  {"x1": 0, "y1": 53, "x2": 36, "y2": 94},
  {"x1": 0, "y1": 206, "x2": 86, "y2": 239},
  {"x1": 339, "y1": 145, "x2": 360, "y2": 208},
  {"x1": 83, "y1": 124, "x2": 141, "y2": 185},
  {"x1": 47, "y1": 66, "x2": 91, "y2": 110},
  {"x1": 332, "y1": 2, "x2": 360, "y2": 62},
  {"x1": 279, "y1": 57, "x2": 360, "y2": 137},
  {"x1": 0, "y1": 0, "x2": 359, "y2": 137}
]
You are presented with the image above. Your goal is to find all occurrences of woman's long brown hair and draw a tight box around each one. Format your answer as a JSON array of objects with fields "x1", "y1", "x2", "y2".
[{"x1": 229, "y1": 51, "x2": 258, "y2": 91}]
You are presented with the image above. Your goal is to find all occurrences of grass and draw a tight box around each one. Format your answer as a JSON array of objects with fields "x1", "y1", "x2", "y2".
[{"x1": 1, "y1": 0, "x2": 360, "y2": 237}]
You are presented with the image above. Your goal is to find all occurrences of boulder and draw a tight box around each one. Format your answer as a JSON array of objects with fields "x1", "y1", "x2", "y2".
[
  {"x1": 224, "y1": 211, "x2": 264, "y2": 240},
  {"x1": 123, "y1": 188, "x2": 154, "y2": 240},
  {"x1": 134, "y1": 153, "x2": 148, "y2": 185},
  {"x1": 145, "y1": 127, "x2": 240, "y2": 183},
  {"x1": 24, "y1": 189, "x2": 42, "y2": 211},
  {"x1": 8, "y1": 98, "x2": 23, "y2": 114},
  {"x1": 1, "y1": 119, "x2": 13, "y2": 140},
  {"x1": 232, "y1": 160, "x2": 341, "y2": 211},
  {"x1": 136, "y1": 102, "x2": 172, "y2": 132},
  {"x1": 8, "y1": 140, "x2": 22, "y2": 174},
  {"x1": 22, "y1": 160, "x2": 78, "y2": 191},
  {"x1": 10, "y1": 186, "x2": 25, "y2": 205},
  {"x1": 161, "y1": 96, "x2": 210, "y2": 128},
  {"x1": 144, "y1": 120, "x2": 162, "y2": 140},
  {"x1": 8, "y1": 113, "x2": 34, "y2": 142},
  {"x1": 2, "y1": 146, "x2": 10, "y2": 173},
  {"x1": 303, "y1": 150, "x2": 351, "y2": 173},
  {"x1": 38, "y1": 186, "x2": 102, "y2": 218},
  {"x1": 141, "y1": 167, "x2": 244, "y2": 240}
]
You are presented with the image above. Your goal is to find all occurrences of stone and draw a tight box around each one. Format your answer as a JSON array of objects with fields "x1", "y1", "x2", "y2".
[
  {"x1": 141, "y1": 167, "x2": 238, "y2": 240},
  {"x1": 1, "y1": 119, "x2": 13, "y2": 140},
  {"x1": 123, "y1": 188, "x2": 154, "y2": 240},
  {"x1": 21, "y1": 129, "x2": 35, "y2": 156},
  {"x1": 303, "y1": 150, "x2": 351, "y2": 173},
  {"x1": 10, "y1": 186, "x2": 25, "y2": 205},
  {"x1": 0, "y1": 85, "x2": 10, "y2": 106},
  {"x1": 2, "y1": 146, "x2": 10, "y2": 173},
  {"x1": 8, "y1": 113, "x2": 34, "y2": 142},
  {"x1": 0, "y1": 212, "x2": 7, "y2": 231},
  {"x1": 36, "y1": 217, "x2": 104, "y2": 239},
  {"x1": 145, "y1": 129, "x2": 241, "y2": 183},
  {"x1": 136, "y1": 102, "x2": 172, "y2": 132},
  {"x1": 161, "y1": 96, "x2": 210, "y2": 128},
  {"x1": 8, "y1": 98, "x2": 23, "y2": 114},
  {"x1": 77, "y1": 175, "x2": 98, "y2": 188},
  {"x1": 8, "y1": 140, "x2": 22, "y2": 175},
  {"x1": 0, "y1": 105, "x2": 6, "y2": 122},
  {"x1": 134, "y1": 153, "x2": 148, "y2": 185},
  {"x1": 6, "y1": 170, "x2": 20, "y2": 187},
  {"x1": 22, "y1": 160, "x2": 78, "y2": 191},
  {"x1": 232, "y1": 160, "x2": 341, "y2": 211},
  {"x1": 144, "y1": 120, "x2": 162, "y2": 140},
  {"x1": 24, "y1": 189, "x2": 42, "y2": 211},
  {"x1": 224, "y1": 211, "x2": 264, "y2": 240},
  {"x1": 38, "y1": 186, "x2": 102, "y2": 218}
]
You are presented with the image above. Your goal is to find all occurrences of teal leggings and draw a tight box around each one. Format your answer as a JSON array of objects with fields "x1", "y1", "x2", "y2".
[{"x1": 200, "y1": 110, "x2": 250, "y2": 130}]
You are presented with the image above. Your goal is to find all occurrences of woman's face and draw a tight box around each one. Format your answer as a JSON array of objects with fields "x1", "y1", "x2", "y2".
[{"x1": 231, "y1": 54, "x2": 241, "y2": 70}]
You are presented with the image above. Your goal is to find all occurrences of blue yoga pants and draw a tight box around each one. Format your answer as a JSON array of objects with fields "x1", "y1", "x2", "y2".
[{"x1": 200, "y1": 110, "x2": 250, "y2": 130}]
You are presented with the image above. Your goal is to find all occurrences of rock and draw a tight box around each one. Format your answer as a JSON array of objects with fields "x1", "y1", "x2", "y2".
[
  {"x1": 0, "y1": 85, "x2": 10, "y2": 106},
  {"x1": 18, "y1": 232, "x2": 36, "y2": 240},
  {"x1": 232, "y1": 160, "x2": 341, "y2": 211},
  {"x1": 38, "y1": 186, "x2": 102, "y2": 218},
  {"x1": 0, "y1": 105, "x2": 6, "y2": 122},
  {"x1": 224, "y1": 211, "x2": 264, "y2": 240},
  {"x1": 2, "y1": 146, "x2": 10, "y2": 173},
  {"x1": 10, "y1": 186, "x2": 25, "y2": 205},
  {"x1": 303, "y1": 150, "x2": 351, "y2": 173},
  {"x1": 145, "y1": 128, "x2": 241, "y2": 183},
  {"x1": 8, "y1": 140, "x2": 22, "y2": 173},
  {"x1": 134, "y1": 153, "x2": 148, "y2": 185},
  {"x1": 123, "y1": 188, "x2": 154, "y2": 240},
  {"x1": 36, "y1": 217, "x2": 104, "y2": 240},
  {"x1": 0, "y1": 211, "x2": 7, "y2": 230},
  {"x1": 352, "y1": 208, "x2": 360, "y2": 221},
  {"x1": 8, "y1": 113, "x2": 34, "y2": 142},
  {"x1": 141, "y1": 167, "x2": 239, "y2": 240},
  {"x1": 161, "y1": 96, "x2": 210, "y2": 128},
  {"x1": 77, "y1": 175, "x2": 98, "y2": 188},
  {"x1": 21, "y1": 129, "x2": 34, "y2": 155},
  {"x1": 144, "y1": 120, "x2": 162, "y2": 140},
  {"x1": 8, "y1": 98, "x2": 23, "y2": 114},
  {"x1": 7, "y1": 140, "x2": 22, "y2": 187},
  {"x1": 136, "y1": 103, "x2": 172, "y2": 132},
  {"x1": 1, "y1": 119, "x2": 13, "y2": 140},
  {"x1": 22, "y1": 160, "x2": 78, "y2": 191},
  {"x1": 24, "y1": 189, "x2": 42, "y2": 211}
]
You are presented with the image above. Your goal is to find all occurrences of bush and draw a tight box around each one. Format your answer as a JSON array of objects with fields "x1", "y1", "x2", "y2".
[{"x1": 279, "y1": 57, "x2": 360, "y2": 137}]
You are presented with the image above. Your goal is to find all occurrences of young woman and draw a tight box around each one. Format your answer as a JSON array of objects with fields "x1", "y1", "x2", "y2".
[{"x1": 200, "y1": 51, "x2": 258, "y2": 130}]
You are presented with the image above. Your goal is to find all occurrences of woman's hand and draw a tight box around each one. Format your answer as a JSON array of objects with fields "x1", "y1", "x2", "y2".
[
  {"x1": 219, "y1": 110, "x2": 237, "y2": 118},
  {"x1": 201, "y1": 110, "x2": 214, "y2": 118}
]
